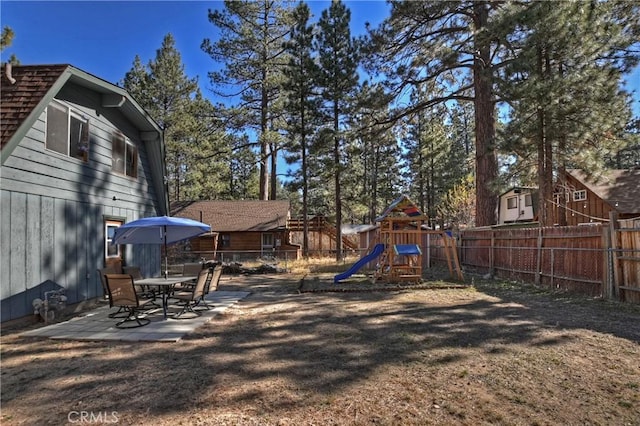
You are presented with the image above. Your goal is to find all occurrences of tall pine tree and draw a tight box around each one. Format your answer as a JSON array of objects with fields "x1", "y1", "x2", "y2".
[
  {"x1": 282, "y1": 1, "x2": 320, "y2": 257},
  {"x1": 202, "y1": 0, "x2": 293, "y2": 200},
  {"x1": 123, "y1": 34, "x2": 226, "y2": 202},
  {"x1": 497, "y1": 1, "x2": 640, "y2": 225},
  {"x1": 316, "y1": 0, "x2": 360, "y2": 260},
  {"x1": 366, "y1": 1, "x2": 504, "y2": 226}
]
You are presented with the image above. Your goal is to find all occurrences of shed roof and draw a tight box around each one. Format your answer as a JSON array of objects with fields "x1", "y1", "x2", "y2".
[
  {"x1": 567, "y1": 169, "x2": 640, "y2": 215},
  {"x1": 171, "y1": 200, "x2": 291, "y2": 232},
  {"x1": 498, "y1": 186, "x2": 537, "y2": 198}
]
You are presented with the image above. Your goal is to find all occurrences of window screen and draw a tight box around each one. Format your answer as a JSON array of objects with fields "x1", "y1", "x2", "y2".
[
  {"x1": 125, "y1": 143, "x2": 138, "y2": 177},
  {"x1": 112, "y1": 133, "x2": 125, "y2": 174},
  {"x1": 46, "y1": 103, "x2": 68, "y2": 155},
  {"x1": 70, "y1": 112, "x2": 89, "y2": 161}
]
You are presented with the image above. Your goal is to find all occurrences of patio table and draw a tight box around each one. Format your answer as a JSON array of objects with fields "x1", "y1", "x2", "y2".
[{"x1": 134, "y1": 276, "x2": 198, "y2": 319}]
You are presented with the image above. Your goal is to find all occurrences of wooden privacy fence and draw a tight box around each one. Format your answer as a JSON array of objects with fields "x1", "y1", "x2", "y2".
[
  {"x1": 427, "y1": 219, "x2": 640, "y2": 303},
  {"x1": 610, "y1": 217, "x2": 640, "y2": 303}
]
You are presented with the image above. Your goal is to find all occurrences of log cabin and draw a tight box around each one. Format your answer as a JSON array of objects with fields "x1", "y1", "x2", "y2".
[{"x1": 171, "y1": 200, "x2": 301, "y2": 261}]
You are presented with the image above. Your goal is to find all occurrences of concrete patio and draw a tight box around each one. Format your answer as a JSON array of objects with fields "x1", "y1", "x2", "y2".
[{"x1": 20, "y1": 290, "x2": 250, "y2": 342}]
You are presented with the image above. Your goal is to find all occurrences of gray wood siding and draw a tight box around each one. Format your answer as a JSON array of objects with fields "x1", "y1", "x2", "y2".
[{"x1": 0, "y1": 83, "x2": 163, "y2": 322}]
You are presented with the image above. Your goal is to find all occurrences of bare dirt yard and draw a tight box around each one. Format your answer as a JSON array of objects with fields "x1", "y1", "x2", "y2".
[{"x1": 1, "y1": 272, "x2": 639, "y2": 425}]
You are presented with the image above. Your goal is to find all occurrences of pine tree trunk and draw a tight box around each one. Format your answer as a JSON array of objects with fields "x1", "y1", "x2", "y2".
[
  {"x1": 302, "y1": 108, "x2": 309, "y2": 258},
  {"x1": 334, "y1": 102, "x2": 342, "y2": 262},
  {"x1": 473, "y1": 1, "x2": 498, "y2": 227},
  {"x1": 259, "y1": 75, "x2": 269, "y2": 201},
  {"x1": 537, "y1": 106, "x2": 548, "y2": 226},
  {"x1": 269, "y1": 141, "x2": 277, "y2": 200}
]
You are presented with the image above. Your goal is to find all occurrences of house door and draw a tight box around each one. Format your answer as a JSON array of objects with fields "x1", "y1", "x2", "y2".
[
  {"x1": 104, "y1": 219, "x2": 123, "y2": 270},
  {"x1": 261, "y1": 233, "x2": 274, "y2": 255}
]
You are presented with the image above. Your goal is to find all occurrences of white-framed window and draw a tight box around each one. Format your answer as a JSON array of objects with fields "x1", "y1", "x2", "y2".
[
  {"x1": 573, "y1": 190, "x2": 587, "y2": 202},
  {"x1": 112, "y1": 132, "x2": 138, "y2": 178},
  {"x1": 220, "y1": 234, "x2": 231, "y2": 248},
  {"x1": 105, "y1": 220, "x2": 122, "y2": 259},
  {"x1": 45, "y1": 100, "x2": 89, "y2": 162},
  {"x1": 507, "y1": 196, "x2": 517, "y2": 209}
]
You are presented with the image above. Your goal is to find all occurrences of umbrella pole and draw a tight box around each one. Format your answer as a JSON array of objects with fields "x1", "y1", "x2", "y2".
[{"x1": 164, "y1": 225, "x2": 168, "y2": 279}]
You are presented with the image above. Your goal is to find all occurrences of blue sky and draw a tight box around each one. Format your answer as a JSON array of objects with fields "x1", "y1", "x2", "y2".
[
  {"x1": 2, "y1": 0, "x2": 638, "y2": 114},
  {"x1": 1, "y1": 1, "x2": 389, "y2": 92}
]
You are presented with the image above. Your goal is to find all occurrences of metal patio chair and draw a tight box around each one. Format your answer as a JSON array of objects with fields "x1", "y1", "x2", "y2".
[
  {"x1": 104, "y1": 274, "x2": 154, "y2": 328},
  {"x1": 171, "y1": 269, "x2": 210, "y2": 319}
]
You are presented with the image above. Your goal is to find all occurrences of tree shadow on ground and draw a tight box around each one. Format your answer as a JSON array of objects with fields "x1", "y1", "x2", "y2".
[{"x1": 1, "y1": 272, "x2": 639, "y2": 423}]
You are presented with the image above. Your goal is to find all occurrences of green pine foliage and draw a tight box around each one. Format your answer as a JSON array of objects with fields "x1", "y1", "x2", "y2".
[
  {"x1": 123, "y1": 34, "x2": 229, "y2": 202},
  {"x1": 497, "y1": 0, "x2": 640, "y2": 225},
  {"x1": 282, "y1": 1, "x2": 321, "y2": 256},
  {"x1": 315, "y1": 0, "x2": 360, "y2": 260},
  {"x1": 366, "y1": 0, "x2": 500, "y2": 226},
  {"x1": 202, "y1": 0, "x2": 294, "y2": 200},
  {"x1": 115, "y1": 1, "x2": 640, "y2": 235},
  {"x1": 1, "y1": 26, "x2": 15, "y2": 52}
]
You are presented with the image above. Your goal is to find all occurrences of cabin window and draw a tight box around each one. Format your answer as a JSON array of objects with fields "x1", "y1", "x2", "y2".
[
  {"x1": 112, "y1": 132, "x2": 138, "y2": 178},
  {"x1": 507, "y1": 197, "x2": 517, "y2": 209},
  {"x1": 525, "y1": 194, "x2": 532, "y2": 207},
  {"x1": 45, "y1": 100, "x2": 89, "y2": 162},
  {"x1": 220, "y1": 234, "x2": 231, "y2": 248},
  {"x1": 262, "y1": 233, "x2": 274, "y2": 251},
  {"x1": 573, "y1": 190, "x2": 587, "y2": 202}
]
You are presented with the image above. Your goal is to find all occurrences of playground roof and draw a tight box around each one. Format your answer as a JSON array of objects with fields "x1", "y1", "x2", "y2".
[{"x1": 375, "y1": 195, "x2": 427, "y2": 222}]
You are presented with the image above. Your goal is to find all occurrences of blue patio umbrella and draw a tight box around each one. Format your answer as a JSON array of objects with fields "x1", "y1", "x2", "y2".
[{"x1": 112, "y1": 216, "x2": 211, "y2": 278}]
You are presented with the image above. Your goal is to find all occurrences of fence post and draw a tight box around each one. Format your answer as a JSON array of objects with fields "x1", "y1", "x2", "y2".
[
  {"x1": 602, "y1": 225, "x2": 613, "y2": 300},
  {"x1": 550, "y1": 248, "x2": 554, "y2": 289},
  {"x1": 490, "y1": 230, "x2": 495, "y2": 276},
  {"x1": 609, "y1": 211, "x2": 621, "y2": 300},
  {"x1": 535, "y1": 226, "x2": 543, "y2": 285}
]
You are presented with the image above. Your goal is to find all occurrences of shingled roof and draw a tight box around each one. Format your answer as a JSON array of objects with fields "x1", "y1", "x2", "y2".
[
  {"x1": 1, "y1": 63, "x2": 168, "y2": 214},
  {"x1": 171, "y1": 200, "x2": 291, "y2": 232},
  {"x1": 1, "y1": 64, "x2": 69, "y2": 150},
  {"x1": 567, "y1": 169, "x2": 640, "y2": 215}
]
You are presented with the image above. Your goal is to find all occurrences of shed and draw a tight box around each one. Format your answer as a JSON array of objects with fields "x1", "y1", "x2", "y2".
[{"x1": 497, "y1": 187, "x2": 538, "y2": 224}]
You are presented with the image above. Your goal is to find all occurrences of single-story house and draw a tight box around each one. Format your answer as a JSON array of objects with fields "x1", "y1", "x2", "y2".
[
  {"x1": 171, "y1": 200, "x2": 301, "y2": 260},
  {"x1": 497, "y1": 187, "x2": 538, "y2": 225},
  {"x1": 553, "y1": 169, "x2": 640, "y2": 226},
  {"x1": 1, "y1": 63, "x2": 168, "y2": 322}
]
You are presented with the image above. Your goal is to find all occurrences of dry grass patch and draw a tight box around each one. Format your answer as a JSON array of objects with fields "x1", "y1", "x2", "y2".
[{"x1": 1, "y1": 272, "x2": 639, "y2": 425}]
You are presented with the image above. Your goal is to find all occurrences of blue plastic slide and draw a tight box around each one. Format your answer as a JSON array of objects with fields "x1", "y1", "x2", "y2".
[{"x1": 334, "y1": 243, "x2": 385, "y2": 283}]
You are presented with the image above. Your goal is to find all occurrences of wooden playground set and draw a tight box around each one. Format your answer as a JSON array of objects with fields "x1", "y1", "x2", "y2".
[{"x1": 334, "y1": 195, "x2": 464, "y2": 284}]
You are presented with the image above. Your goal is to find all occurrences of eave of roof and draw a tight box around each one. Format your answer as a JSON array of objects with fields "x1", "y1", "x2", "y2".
[
  {"x1": 0, "y1": 64, "x2": 168, "y2": 214},
  {"x1": 566, "y1": 169, "x2": 640, "y2": 214}
]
